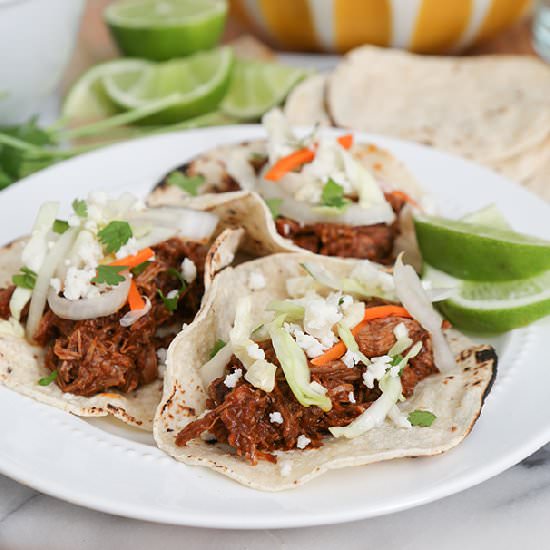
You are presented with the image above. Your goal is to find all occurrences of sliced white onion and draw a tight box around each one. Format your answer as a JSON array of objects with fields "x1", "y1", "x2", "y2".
[
  {"x1": 393, "y1": 254, "x2": 456, "y2": 372},
  {"x1": 22, "y1": 201, "x2": 59, "y2": 273},
  {"x1": 27, "y1": 228, "x2": 79, "y2": 341},
  {"x1": 135, "y1": 226, "x2": 178, "y2": 250},
  {"x1": 128, "y1": 207, "x2": 218, "y2": 242},
  {"x1": 47, "y1": 275, "x2": 131, "y2": 321},
  {"x1": 200, "y1": 341, "x2": 233, "y2": 386},
  {"x1": 257, "y1": 177, "x2": 394, "y2": 226},
  {"x1": 120, "y1": 296, "x2": 151, "y2": 327}
]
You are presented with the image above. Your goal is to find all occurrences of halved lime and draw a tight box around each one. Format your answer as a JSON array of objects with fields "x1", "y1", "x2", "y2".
[
  {"x1": 102, "y1": 47, "x2": 234, "y2": 124},
  {"x1": 414, "y1": 214, "x2": 550, "y2": 281},
  {"x1": 62, "y1": 59, "x2": 151, "y2": 122},
  {"x1": 221, "y1": 59, "x2": 309, "y2": 121},
  {"x1": 461, "y1": 204, "x2": 510, "y2": 230},
  {"x1": 423, "y1": 264, "x2": 550, "y2": 332},
  {"x1": 104, "y1": 0, "x2": 227, "y2": 61}
]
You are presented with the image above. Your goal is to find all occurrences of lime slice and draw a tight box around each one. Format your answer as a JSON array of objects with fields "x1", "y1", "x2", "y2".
[
  {"x1": 461, "y1": 204, "x2": 510, "y2": 230},
  {"x1": 63, "y1": 59, "x2": 151, "y2": 122},
  {"x1": 102, "y1": 47, "x2": 234, "y2": 125},
  {"x1": 414, "y1": 214, "x2": 550, "y2": 281},
  {"x1": 423, "y1": 264, "x2": 550, "y2": 332},
  {"x1": 104, "y1": 0, "x2": 227, "y2": 61},
  {"x1": 221, "y1": 59, "x2": 309, "y2": 121}
]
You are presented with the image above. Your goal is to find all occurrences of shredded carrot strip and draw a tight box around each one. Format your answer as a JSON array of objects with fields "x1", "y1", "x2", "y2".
[
  {"x1": 264, "y1": 148, "x2": 315, "y2": 181},
  {"x1": 127, "y1": 280, "x2": 145, "y2": 311},
  {"x1": 109, "y1": 247, "x2": 154, "y2": 268},
  {"x1": 337, "y1": 134, "x2": 354, "y2": 149},
  {"x1": 390, "y1": 190, "x2": 419, "y2": 209},
  {"x1": 99, "y1": 392, "x2": 120, "y2": 399},
  {"x1": 310, "y1": 305, "x2": 412, "y2": 366}
]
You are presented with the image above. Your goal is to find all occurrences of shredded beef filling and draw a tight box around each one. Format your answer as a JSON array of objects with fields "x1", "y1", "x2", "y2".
[
  {"x1": 274, "y1": 192, "x2": 406, "y2": 263},
  {"x1": 175, "y1": 314, "x2": 438, "y2": 464},
  {"x1": 16, "y1": 238, "x2": 209, "y2": 397}
]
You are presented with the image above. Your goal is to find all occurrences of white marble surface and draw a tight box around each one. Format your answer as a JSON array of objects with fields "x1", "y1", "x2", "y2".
[{"x1": 1, "y1": 443, "x2": 550, "y2": 549}]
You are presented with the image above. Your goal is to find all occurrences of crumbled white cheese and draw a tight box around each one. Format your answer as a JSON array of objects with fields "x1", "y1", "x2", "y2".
[
  {"x1": 393, "y1": 322, "x2": 409, "y2": 341},
  {"x1": 223, "y1": 368, "x2": 242, "y2": 389},
  {"x1": 73, "y1": 231, "x2": 103, "y2": 269},
  {"x1": 296, "y1": 435, "x2": 311, "y2": 449},
  {"x1": 248, "y1": 270, "x2": 266, "y2": 290},
  {"x1": 338, "y1": 294, "x2": 353, "y2": 311},
  {"x1": 156, "y1": 348, "x2": 167, "y2": 364},
  {"x1": 342, "y1": 349, "x2": 360, "y2": 369},
  {"x1": 166, "y1": 289, "x2": 179, "y2": 300},
  {"x1": 348, "y1": 391, "x2": 356, "y2": 404},
  {"x1": 350, "y1": 261, "x2": 394, "y2": 294},
  {"x1": 303, "y1": 297, "x2": 342, "y2": 348},
  {"x1": 68, "y1": 215, "x2": 81, "y2": 228},
  {"x1": 115, "y1": 237, "x2": 139, "y2": 260},
  {"x1": 63, "y1": 267, "x2": 98, "y2": 301},
  {"x1": 180, "y1": 258, "x2": 197, "y2": 284},
  {"x1": 363, "y1": 355, "x2": 391, "y2": 388},
  {"x1": 269, "y1": 412, "x2": 284, "y2": 424},
  {"x1": 246, "y1": 342, "x2": 265, "y2": 361},
  {"x1": 84, "y1": 220, "x2": 98, "y2": 233},
  {"x1": 284, "y1": 323, "x2": 325, "y2": 358},
  {"x1": 49, "y1": 278, "x2": 61, "y2": 294}
]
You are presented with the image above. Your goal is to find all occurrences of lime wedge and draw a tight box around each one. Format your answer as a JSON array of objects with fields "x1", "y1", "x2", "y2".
[
  {"x1": 63, "y1": 59, "x2": 151, "y2": 122},
  {"x1": 104, "y1": 0, "x2": 227, "y2": 61},
  {"x1": 221, "y1": 59, "x2": 309, "y2": 121},
  {"x1": 461, "y1": 204, "x2": 511, "y2": 230},
  {"x1": 423, "y1": 264, "x2": 550, "y2": 332},
  {"x1": 414, "y1": 214, "x2": 550, "y2": 281},
  {"x1": 102, "y1": 47, "x2": 234, "y2": 124}
]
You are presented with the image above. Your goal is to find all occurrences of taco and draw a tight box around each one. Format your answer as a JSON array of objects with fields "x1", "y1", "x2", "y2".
[
  {"x1": 0, "y1": 192, "x2": 241, "y2": 429},
  {"x1": 154, "y1": 253, "x2": 496, "y2": 490},
  {"x1": 148, "y1": 109, "x2": 427, "y2": 264}
]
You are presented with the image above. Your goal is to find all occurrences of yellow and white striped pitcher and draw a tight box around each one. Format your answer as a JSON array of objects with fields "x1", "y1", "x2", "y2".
[{"x1": 230, "y1": 0, "x2": 531, "y2": 53}]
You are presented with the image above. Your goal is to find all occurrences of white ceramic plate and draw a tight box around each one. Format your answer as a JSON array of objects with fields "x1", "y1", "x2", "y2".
[{"x1": 1, "y1": 126, "x2": 550, "y2": 529}]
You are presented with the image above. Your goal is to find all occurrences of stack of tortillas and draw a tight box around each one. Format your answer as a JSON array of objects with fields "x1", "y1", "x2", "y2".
[{"x1": 284, "y1": 46, "x2": 550, "y2": 201}]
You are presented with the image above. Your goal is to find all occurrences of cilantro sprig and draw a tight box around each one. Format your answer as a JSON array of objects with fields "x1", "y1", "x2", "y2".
[
  {"x1": 157, "y1": 268, "x2": 188, "y2": 312},
  {"x1": 52, "y1": 219, "x2": 69, "y2": 234},
  {"x1": 38, "y1": 369, "x2": 58, "y2": 386},
  {"x1": 98, "y1": 221, "x2": 133, "y2": 254},
  {"x1": 91, "y1": 265, "x2": 127, "y2": 286},
  {"x1": 131, "y1": 261, "x2": 152, "y2": 277},
  {"x1": 72, "y1": 198, "x2": 88, "y2": 218},
  {"x1": 12, "y1": 267, "x2": 37, "y2": 290},
  {"x1": 408, "y1": 410, "x2": 436, "y2": 427},
  {"x1": 167, "y1": 171, "x2": 205, "y2": 196},
  {"x1": 320, "y1": 179, "x2": 349, "y2": 210}
]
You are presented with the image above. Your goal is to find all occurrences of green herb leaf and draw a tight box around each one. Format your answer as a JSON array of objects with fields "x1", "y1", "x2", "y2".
[
  {"x1": 157, "y1": 289, "x2": 179, "y2": 312},
  {"x1": 166, "y1": 171, "x2": 205, "y2": 196},
  {"x1": 209, "y1": 339, "x2": 227, "y2": 359},
  {"x1": 407, "y1": 410, "x2": 436, "y2": 427},
  {"x1": 98, "y1": 221, "x2": 133, "y2": 254},
  {"x1": 38, "y1": 369, "x2": 58, "y2": 386},
  {"x1": 167, "y1": 267, "x2": 187, "y2": 288},
  {"x1": 12, "y1": 267, "x2": 37, "y2": 290},
  {"x1": 131, "y1": 261, "x2": 152, "y2": 277},
  {"x1": 52, "y1": 219, "x2": 69, "y2": 234},
  {"x1": 0, "y1": 169, "x2": 14, "y2": 190},
  {"x1": 321, "y1": 179, "x2": 348, "y2": 209},
  {"x1": 391, "y1": 354, "x2": 404, "y2": 366},
  {"x1": 91, "y1": 265, "x2": 127, "y2": 286},
  {"x1": 72, "y1": 198, "x2": 88, "y2": 218},
  {"x1": 265, "y1": 198, "x2": 282, "y2": 219}
]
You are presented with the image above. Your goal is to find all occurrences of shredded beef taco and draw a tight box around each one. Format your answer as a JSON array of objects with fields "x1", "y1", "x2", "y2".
[
  {"x1": 154, "y1": 253, "x2": 496, "y2": 490},
  {"x1": 148, "y1": 109, "x2": 427, "y2": 264},
  {"x1": 0, "y1": 192, "x2": 241, "y2": 429}
]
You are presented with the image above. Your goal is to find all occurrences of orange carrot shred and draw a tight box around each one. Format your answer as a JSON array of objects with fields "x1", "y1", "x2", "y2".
[
  {"x1": 109, "y1": 247, "x2": 154, "y2": 268},
  {"x1": 311, "y1": 305, "x2": 412, "y2": 366},
  {"x1": 337, "y1": 134, "x2": 354, "y2": 149},
  {"x1": 390, "y1": 190, "x2": 419, "y2": 209},
  {"x1": 264, "y1": 148, "x2": 315, "y2": 181},
  {"x1": 127, "y1": 280, "x2": 145, "y2": 311}
]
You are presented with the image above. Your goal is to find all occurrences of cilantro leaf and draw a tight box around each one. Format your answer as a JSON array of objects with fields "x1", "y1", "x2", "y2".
[
  {"x1": 209, "y1": 339, "x2": 227, "y2": 359},
  {"x1": 38, "y1": 369, "x2": 58, "y2": 386},
  {"x1": 390, "y1": 354, "x2": 403, "y2": 366},
  {"x1": 91, "y1": 265, "x2": 127, "y2": 286},
  {"x1": 72, "y1": 198, "x2": 88, "y2": 218},
  {"x1": 0, "y1": 169, "x2": 13, "y2": 190},
  {"x1": 131, "y1": 261, "x2": 152, "y2": 277},
  {"x1": 166, "y1": 171, "x2": 204, "y2": 196},
  {"x1": 265, "y1": 198, "x2": 282, "y2": 219},
  {"x1": 98, "y1": 221, "x2": 133, "y2": 254},
  {"x1": 157, "y1": 289, "x2": 179, "y2": 312},
  {"x1": 167, "y1": 267, "x2": 187, "y2": 289},
  {"x1": 321, "y1": 179, "x2": 348, "y2": 209},
  {"x1": 52, "y1": 219, "x2": 69, "y2": 234},
  {"x1": 12, "y1": 267, "x2": 37, "y2": 289},
  {"x1": 407, "y1": 410, "x2": 436, "y2": 427}
]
